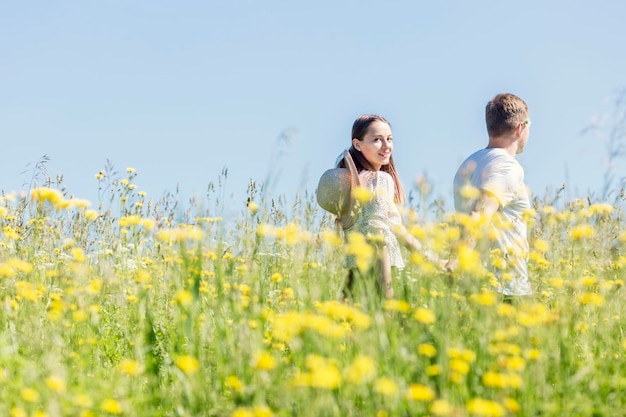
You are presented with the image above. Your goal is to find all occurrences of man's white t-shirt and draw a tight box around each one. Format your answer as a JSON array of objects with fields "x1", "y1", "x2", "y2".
[{"x1": 453, "y1": 148, "x2": 532, "y2": 296}]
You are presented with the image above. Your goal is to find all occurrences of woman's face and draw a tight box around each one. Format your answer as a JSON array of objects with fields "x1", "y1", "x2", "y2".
[{"x1": 352, "y1": 120, "x2": 393, "y2": 171}]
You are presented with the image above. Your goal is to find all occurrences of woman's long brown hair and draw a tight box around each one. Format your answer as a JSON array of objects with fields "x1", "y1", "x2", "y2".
[{"x1": 338, "y1": 114, "x2": 406, "y2": 204}]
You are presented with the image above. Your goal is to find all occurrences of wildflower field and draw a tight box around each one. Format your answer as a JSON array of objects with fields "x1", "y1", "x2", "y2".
[{"x1": 1, "y1": 168, "x2": 626, "y2": 417}]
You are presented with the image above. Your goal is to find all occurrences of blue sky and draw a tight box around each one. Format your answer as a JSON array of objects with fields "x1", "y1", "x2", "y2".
[{"x1": 2, "y1": 1, "x2": 625, "y2": 214}]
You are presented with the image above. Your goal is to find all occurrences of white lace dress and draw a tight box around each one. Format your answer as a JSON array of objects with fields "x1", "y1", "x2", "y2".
[{"x1": 344, "y1": 170, "x2": 405, "y2": 269}]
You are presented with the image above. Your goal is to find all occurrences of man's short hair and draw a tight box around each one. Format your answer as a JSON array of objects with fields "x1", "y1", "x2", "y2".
[{"x1": 485, "y1": 93, "x2": 528, "y2": 138}]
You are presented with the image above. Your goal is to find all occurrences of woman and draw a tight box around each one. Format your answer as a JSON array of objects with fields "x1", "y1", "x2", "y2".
[{"x1": 338, "y1": 114, "x2": 439, "y2": 299}]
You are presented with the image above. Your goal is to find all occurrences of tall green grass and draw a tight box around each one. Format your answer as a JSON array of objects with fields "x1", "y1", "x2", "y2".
[{"x1": 0, "y1": 167, "x2": 625, "y2": 417}]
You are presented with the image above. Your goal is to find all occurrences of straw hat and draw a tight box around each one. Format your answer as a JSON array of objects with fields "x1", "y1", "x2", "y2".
[{"x1": 316, "y1": 150, "x2": 361, "y2": 230}]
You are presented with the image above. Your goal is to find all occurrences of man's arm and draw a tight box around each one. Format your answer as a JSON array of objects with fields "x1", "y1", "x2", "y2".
[{"x1": 469, "y1": 189, "x2": 500, "y2": 222}]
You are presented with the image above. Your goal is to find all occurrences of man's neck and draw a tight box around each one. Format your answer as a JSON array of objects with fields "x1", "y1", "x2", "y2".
[{"x1": 486, "y1": 136, "x2": 518, "y2": 157}]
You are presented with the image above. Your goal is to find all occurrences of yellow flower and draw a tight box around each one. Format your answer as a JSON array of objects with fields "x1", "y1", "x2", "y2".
[
  {"x1": 231, "y1": 408, "x2": 254, "y2": 417},
  {"x1": 344, "y1": 355, "x2": 376, "y2": 384},
  {"x1": 449, "y1": 359, "x2": 471, "y2": 375},
  {"x1": 345, "y1": 231, "x2": 375, "y2": 272},
  {"x1": 496, "y1": 303, "x2": 516, "y2": 317},
  {"x1": 100, "y1": 398, "x2": 123, "y2": 415},
  {"x1": 383, "y1": 299, "x2": 411, "y2": 313},
  {"x1": 456, "y1": 244, "x2": 483, "y2": 275},
  {"x1": 316, "y1": 300, "x2": 372, "y2": 329},
  {"x1": 175, "y1": 289, "x2": 193, "y2": 307},
  {"x1": 418, "y1": 343, "x2": 437, "y2": 358},
  {"x1": 352, "y1": 186, "x2": 372, "y2": 203},
  {"x1": 470, "y1": 291, "x2": 497, "y2": 307},
  {"x1": 225, "y1": 375, "x2": 244, "y2": 393},
  {"x1": 30, "y1": 187, "x2": 64, "y2": 207},
  {"x1": 578, "y1": 292, "x2": 605, "y2": 306},
  {"x1": 71, "y1": 248, "x2": 86, "y2": 263},
  {"x1": 175, "y1": 355, "x2": 200, "y2": 375},
  {"x1": 292, "y1": 355, "x2": 342, "y2": 389},
  {"x1": 460, "y1": 184, "x2": 481, "y2": 200},
  {"x1": 252, "y1": 405, "x2": 274, "y2": 417},
  {"x1": 498, "y1": 355, "x2": 526, "y2": 372},
  {"x1": 503, "y1": 397, "x2": 520, "y2": 414},
  {"x1": 10, "y1": 408, "x2": 27, "y2": 417},
  {"x1": 117, "y1": 359, "x2": 143, "y2": 376},
  {"x1": 482, "y1": 371, "x2": 522, "y2": 389},
  {"x1": 374, "y1": 377, "x2": 399, "y2": 396},
  {"x1": 20, "y1": 387, "x2": 40, "y2": 402},
  {"x1": 405, "y1": 383, "x2": 435, "y2": 401},
  {"x1": 85, "y1": 210, "x2": 99, "y2": 220},
  {"x1": 426, "y1": 364, "x2": 441, "y2": 376},
  {"x1": 430, "y1": 399, "x2": 454, "y2": 416},
  {"x1": 569, "y1": 224, "x2": 594, "y2": 241},
  {"x1": 271, "y1": 273, "x2": 282, "y2": 283},
  {"x1": 524, "y1": 348, "x2": 542, "y2": 360},
  {"x1": 413, "y1": 307, "x2": 436, "y2": 324},
  {"x1": 248, "y1": 201, "x2": 259, "y2": 213},
  {"x1": 254, "y1": 350, "x2": 277, "y2": 371},
  {"x1": 448, "y1": 347, "x2": 476, "y2": 363},
  {"x1": 46, "y1": 375, "x2": 67, "y2": 393},
  {"x1": 466, "y1": 398, "x2": 506, "y2": 417}
]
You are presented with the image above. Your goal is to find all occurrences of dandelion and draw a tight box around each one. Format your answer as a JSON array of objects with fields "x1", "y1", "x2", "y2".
[
  {"x1": 20, "y1": 387, "x2": 40, "y2": 402},
  {"x1": 345, "y1": 231, "x2": 375, "y2": 272},
  {"x1": 426, "y1": 364, "x2": 441, "y2": 376},
  {"x1": 430, "y1": 399, "x2": 454, "y2": 416},
  {"x1": 470, "y1": 291, "x2": 498, "y2": 307},
  {"x1": 71, "y1": 248, "x2": 86, "y2": 262},
  {"x1": 503, "y1": 397, "x2": 520, "y2": 414},
  {"x1": 175, "y1": 355, "x2": 200, "y2": 375},
  {"x1": 418, "y1": 343, "x2": 437, "y2": 358},
  {"x1": 578, "y1": 292, "x2": 605, "y2": 307},
  {"x1": 321, "y1": 229, "x2": 342, "y2": 246},
  {"x1": 496, "y1": 303, "x2": 516, "y2": 317},
  {"x1": 460, "y1": 184, "x2": 481, "y2": 200},
  {"x1": 413, "y1": 307, "x2": 436, "y2": 324},
  {"x1": 174, "y1": 289, "x2": 193, "y2": 307},
  {"x1": 30, "y1": 187, "x2": 64, "y2": 207},
  {"x1": 456, "y1": 244, "x2": 483, "y2": 275},
  {"x1": 270, "y1": 273, "x2": 282, "y2": 283},
  {"x1": 524, "y1": 348, "x2": 542, "y2": 360},
  {"x1": 569, "y1": 224, "x2": 594, "y2": 241},
  {"x1": 117, "y1": 359, "x2": 143, "y2": 376},
  {"x1": 448, "y1": 347, "x2": 476, "y2": 363},
  {"x1": 10, "y1": 408, "x2": 27, "y2": 417},
  {"x1": 100, "y1": 398, "x2": 123, "y2": 415},
  {"x1": 383, "y1": 299, "x2": 411, "y2": 313},
  {"x1": 466, "y1": 398, "x2": 506, "y2": 417},
  {"x1": 449, "y1": 359, "x2": 471, "y2": 375},
  {"x1": 374, "y1": 377, "x2": 399, "y2": 396},
  {"x1": 405, "y1": 383, "x2": 435, "y2": 401},
  {"x1": 352, "y1": 186, "x2": 372, "y2": 203},
  {"x1": 344, "y1": 355, "x2": 376, "y2": 384},
  {"x1": 225, "y1": 375, "x2": 244, "y2": 393},
  {"x1": 252, "y1": 405, "x2": 274, "y2": 417},
  {"x1": 231, "y1": 408, "x2": 254, "y2": 417},
  {"x1": 498, "y1": 355, "x2": 526, "y2": 372},
  {"x1": 254, "y1": 350, "x2": 277, "y2": 371},
  {"x1": 482, "y1": 371, "x2": 523, "y2": 389}
]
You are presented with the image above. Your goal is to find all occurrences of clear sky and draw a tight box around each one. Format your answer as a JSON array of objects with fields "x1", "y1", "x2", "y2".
[{"x1": 2, "y1": 1, "x2": 625, "y2": 214}]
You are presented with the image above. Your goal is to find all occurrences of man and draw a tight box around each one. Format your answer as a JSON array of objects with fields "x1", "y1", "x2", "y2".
[{"x1": 449, "y1": 93, "x2": 533, "y2": 299}]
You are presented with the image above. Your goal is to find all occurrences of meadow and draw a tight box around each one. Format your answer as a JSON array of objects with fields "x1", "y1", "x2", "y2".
[{"x1": 0, "y1": 166, "x2": 625, "y2": 417}]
